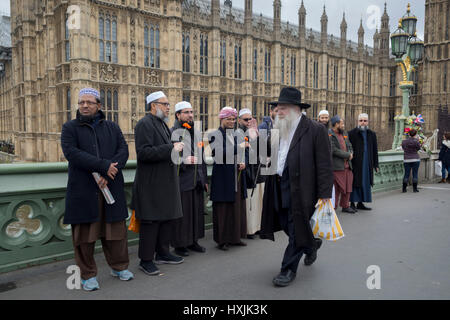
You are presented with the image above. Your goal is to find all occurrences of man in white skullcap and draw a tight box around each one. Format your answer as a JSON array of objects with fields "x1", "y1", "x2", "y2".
[
  {"x1": 131, "y1": 91, "x2": 185, "y2": 276},
  {"x1": 170, "y1": 101, "x2": 208, "y2": 257},
  {"x1": 236, "y1": 108, "x2": 264, "y2": 240},
  {"x1": 61, "y1": 87, "x2": 133, "y2": 291},
  {"x1": 317, "y1": 110, "x2": 330, "y2": 128}
]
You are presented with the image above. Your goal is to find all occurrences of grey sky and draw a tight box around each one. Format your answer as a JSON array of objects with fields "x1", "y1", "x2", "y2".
[{"x1": 0, "y1": 0, "x2": 425, "y2": 45}]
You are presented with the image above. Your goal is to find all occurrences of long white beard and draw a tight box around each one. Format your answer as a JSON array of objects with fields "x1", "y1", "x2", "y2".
[{"x1": 273, "y1": 109, "x2": 300, "y2": 140}]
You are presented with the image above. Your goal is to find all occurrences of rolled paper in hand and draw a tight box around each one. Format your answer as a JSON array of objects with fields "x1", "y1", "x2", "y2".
[{"x1": 92, "y1": 172, "x2": 115, "y2": 205}]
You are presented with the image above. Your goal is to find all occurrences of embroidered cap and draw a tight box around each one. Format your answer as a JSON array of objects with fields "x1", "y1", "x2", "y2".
[
  {"x1": 175, "y1": 101, "x2": 193, "y2": 113},
  {"x1": 146, "y1": 91, "x2": 167, "y2": 105},
  {"x1": 79, "y1": 88, "x2": 100, "y2": 99}
]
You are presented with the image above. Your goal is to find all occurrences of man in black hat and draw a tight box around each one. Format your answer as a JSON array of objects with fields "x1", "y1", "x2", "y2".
[{"x1": 260, "y1": 87, "x2": 333, "y2": 287}]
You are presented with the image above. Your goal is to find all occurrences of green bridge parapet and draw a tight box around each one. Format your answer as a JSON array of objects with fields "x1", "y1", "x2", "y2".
[{"x1": 0, "y1": 151, "x2": 439, "y2": 273}]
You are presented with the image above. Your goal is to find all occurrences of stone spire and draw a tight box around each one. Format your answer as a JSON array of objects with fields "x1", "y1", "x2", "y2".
[
  {"x1": 298, "y1": 0, "x2": 306, "y2": 40},
  {"x1": 340, "y1": 12, "x2": 347, "y2": 47},
  {"x1": 273, "y1": 0, "x2": 281, "y2": 38},
  {"x1": 358, "y1": 18, "x2": 364, "y2": 49},
  {"x1": 321, "y1": 5, "x2": 328, "y2": 44},
  {"x1": 244, "y1": 0, "x2": 252, "y2": 32},
  {"x1": 380, "y1": 2, "x2": 390, "y2": 57},
  {"x1": 211, "y1": 0, "x2": 220, "y2": 27}
]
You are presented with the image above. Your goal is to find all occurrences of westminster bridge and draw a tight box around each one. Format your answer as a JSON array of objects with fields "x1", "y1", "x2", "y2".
[{"x1": 0, "y1": 151, "x2": 449, "y2": 299}]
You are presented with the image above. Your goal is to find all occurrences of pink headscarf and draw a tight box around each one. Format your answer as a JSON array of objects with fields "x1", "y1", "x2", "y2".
[{"x1": 219, "y1": 107, "x2": 238, "y2": 119}]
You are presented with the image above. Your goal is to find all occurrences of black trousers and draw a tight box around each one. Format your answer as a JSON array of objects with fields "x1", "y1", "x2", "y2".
[
  {"x1": 275, "y1": 176, "x2": 313, "y2": 273},
  {"x1": 138, "y1": 220, "x2": 174, "y2": 262}
]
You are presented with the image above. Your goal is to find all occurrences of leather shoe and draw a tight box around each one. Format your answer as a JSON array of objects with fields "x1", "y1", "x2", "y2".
[
  {"x1": 217, "y1": 243, "x2": 229, "y2": 251},
  {"x1": 187, "y1": 242, "x2": 206, "y2": 253},
  {"x1": 357, "y1": 202, "x2": 372, "y2": 210},
  {"x1": 174, "y1": 247, "x2": 189, "y2": 257},
  {"x1": 233, "y1": 241, "x2": 247, "y2": 246},
  {"x1": 246, "y1": 234, "x2": 255, "y2": 239},
  {"x1": 342, "y1": 207, "x2": 356, "y2": 214},
  {"x1": 304, "y1": 238, "x2": 322, "y2": 266},
  {"x1": 272, "y1": 270, "x2": 296, "y2": 287}
]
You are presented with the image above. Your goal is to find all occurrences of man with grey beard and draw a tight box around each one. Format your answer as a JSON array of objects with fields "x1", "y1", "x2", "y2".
[
  {"x1": 131, "y1": 91, "x2": 185, "y2": 276},
  {"x1": 348, "y1": 113, "x2": 379, "y2": 212},
  {"x1": 260, "y1": 87, "x2": 333, "y2": 287}
]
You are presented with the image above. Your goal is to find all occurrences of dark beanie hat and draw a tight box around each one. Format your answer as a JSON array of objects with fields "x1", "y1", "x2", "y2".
[{"x1": 331, "y1": 115, "x2": 341, "y2": 126}]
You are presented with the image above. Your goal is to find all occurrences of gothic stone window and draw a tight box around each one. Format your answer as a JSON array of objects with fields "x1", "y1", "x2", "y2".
[
  {"x1": 182, "y1": 31, "x2": 190, "y2": 72},
  {"x1": 99, "y1": 13, "x2": 118, "y2": 63},
  {"x1": 264, "y1": 47, "x2": 271, "y2": 83},
  {"x1": 65, "y1": 14, "x2": 70, "y2": 62},
  {"x1": 200, "y1": 33, "x2": 208, "y2": 75},
  {"x1": 367, "y1": 71, "x2": 372, "y2": 95},
  {"x1": 389, "y1": 68, "x2": 396, "y2": 97},
  {"x1": 281, "y1": 51, "x2": 285, "y2": 84},
  {"x1": 290, "y1": 54, "x2": 296, "y2": 86},
  {"x1": 234, "y1": 42, "x2": 242, "y2": 79},
  {"x1": 253, "y1": 48, "x2": 258, "y2": 81},
  {"x1": 100, "y1": 89, "x2": 119, "y2": 123},
  {"x1": 351, "y1": 68, "x2": 356, "y2": 93},
  {"x1": 66, "y1": 88, "x2": 71, "y2": 121},
  {"x1": 313, "y1": 60, "x2": 319, "y2": 89},
  {"x1": 144, "y1": 22, "x2": 160, "y2": 68},
  {"x1": 234, "y1": 97, "x2": 242, "y2": 111},
  {"x1": 220, "y1": 39, "x2": 226, "y2": 77},
  {"x1": 333, "y1": 65, "x2": 338, "y2": 91},
  {"x1": 199, "y1": 96, "x2": 208, "y2": 131},
  {"x1": 305, "y1": 57, "x2": 308, "y2": 87}
]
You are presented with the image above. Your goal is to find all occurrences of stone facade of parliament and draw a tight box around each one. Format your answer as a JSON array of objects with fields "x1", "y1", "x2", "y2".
[{"x1": 0, "y1": 0, "x2": 448, "y2": 162}]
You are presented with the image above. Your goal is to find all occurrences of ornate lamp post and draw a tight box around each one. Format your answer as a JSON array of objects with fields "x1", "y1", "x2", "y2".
[{"x1": 391, "y1": 3, "x2": 424, "y2": 150}]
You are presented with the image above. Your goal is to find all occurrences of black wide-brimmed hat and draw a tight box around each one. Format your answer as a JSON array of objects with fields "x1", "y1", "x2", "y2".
[{"x1": 269, "y1": 87, "x2": 311, "y2": 109}]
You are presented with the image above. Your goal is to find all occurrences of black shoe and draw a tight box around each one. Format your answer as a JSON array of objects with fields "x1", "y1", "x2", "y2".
[
  {"x1": 232, "y1": 241, "x2": 247, "y2": 246},
  {"x1": 246, "y1": 234, "x2": 255, "y2": 239},
  {"x1": 357, "y1": 202, "x2": 372, "y2": 210},
  {"x1": 402, "y1": 183, "x2": 407, "y2": 193},
  {"x1": 350, "y1": 202, "x2": 358, "y2": 212},
  {"x1": 174, "y1": 247, "x2": 189, "y2": 257},
  {"x1": 139, "y1": 261, "x2": 160, "y2": 276},
  {"x1": 304, "y1": 238, "x2": 322, "y2": 266},
  {"x1": 217, "y1": 243, "x2": 229, "y2": 251},
  {"x1": 154, "y1": 253, "x2": 184, "y2": 265},
  {"x1": 413, "y1": 183, "x2": 419, "y2": 193},
  {"x1": 272, "y1": 270, "x2": 297, "y2": 287},
  {"x1": 187, "y1": 242, "x2": 206, "y2": 253},
  {"x1": 342, "y1": 207, "x2": 356, "y2": 214}
]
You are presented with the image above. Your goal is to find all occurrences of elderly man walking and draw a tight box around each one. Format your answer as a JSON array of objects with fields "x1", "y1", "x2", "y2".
[
  {"x1": 348, "y1": 113, "x2": 379, "y2": 212},
  {"x1": 170, "y1": 101, "x2": 208, "y2": 257},
  {"x1": 260, "y1": 87, "x2": 333, "y2": 287},
  {"x1": 61, "y1": 88, "x2": 133, "y2": 291},
  {"x1": 329, "y1": 116, "x2": 355, "y2": 214},
  {"x1": 132, "y1": 91, "x2": 185, "y2": 276}
]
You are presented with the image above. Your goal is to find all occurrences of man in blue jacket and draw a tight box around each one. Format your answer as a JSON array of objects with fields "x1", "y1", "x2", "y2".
[{"x1": 61, "y1": 88, "x2": 133, "y2": 291}]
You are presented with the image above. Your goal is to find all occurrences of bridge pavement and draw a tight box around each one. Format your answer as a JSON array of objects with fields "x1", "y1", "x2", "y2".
[{"x1": 0, "y1": 183, "x2": 449, "y2": 300}]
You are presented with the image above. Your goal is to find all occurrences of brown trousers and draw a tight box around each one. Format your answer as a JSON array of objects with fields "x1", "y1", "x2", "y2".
[{"x1": 72, "y1": 195, "x2": 129, "y2": 280}]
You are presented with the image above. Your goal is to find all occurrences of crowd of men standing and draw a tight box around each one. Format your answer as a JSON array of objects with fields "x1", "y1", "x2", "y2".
[{"x1": 61, "y1": 86, "x2": 379, "y2": 291}]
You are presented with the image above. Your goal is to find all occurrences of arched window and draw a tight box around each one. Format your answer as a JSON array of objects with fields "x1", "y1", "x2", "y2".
[
  {"x1": 99, "y1": 15, "x2": 118, "y2": 63},
  {"x1": 144, "y1": 23, "x2": 160, "y2": 68}
]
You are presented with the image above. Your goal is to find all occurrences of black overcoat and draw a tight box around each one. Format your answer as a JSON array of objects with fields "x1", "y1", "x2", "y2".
[
  {"x1": 131, "y1": 114, "x2": 183, "y2": 221},
  {"x1": 170, "y1": 120, "x2": 208, "y2": 193},
  {"x1": 61, "y1": 110, "x2": 129, "y2": 224},
  {"x1": 209, "y1": 127, "x2": 248, "y2": 202},
  {"x1": 348, "y1": 128, "x2": 379, "y2": 188},
  {"x1": 260, "y1": 115, "x2": 334, "y2": 249}
]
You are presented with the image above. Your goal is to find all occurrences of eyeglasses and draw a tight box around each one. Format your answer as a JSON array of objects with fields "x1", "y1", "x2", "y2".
[
  {"x1": 241, "y1": 118, "x2": 252, "y2": 122},
  {"x1": 78, "y1": 101, "x2": 98, "y2": 106},
  {"x1": 155, "y1": 102, "x2": 170, "y2": 107}
]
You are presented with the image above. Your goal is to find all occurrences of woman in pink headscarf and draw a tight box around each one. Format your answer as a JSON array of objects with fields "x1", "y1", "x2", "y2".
[{"x1": 208, "y1": 107, "x2": 249, "y2": 251}]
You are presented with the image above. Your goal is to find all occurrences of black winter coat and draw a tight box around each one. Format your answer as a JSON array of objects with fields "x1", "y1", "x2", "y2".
[
  {"x1": 209, "y1": 126, "x2": 248, "y2": 203},
  {"x1": 131, "y1": 114, "x2": 183, "y2": 221},
  {"x1": 170, "y1": 120, "x2": 208, "y2": 193},
  {"x1": 348, "y1": 128, "x2": 379, "y2": 188},
  {"x1": 61, "y1": 110, "x2": 129, "y2": 224},
  {"x1": 260, "y1": 116, "x2": 334, "y2": 249},
  {"x1": 439, "y1": 141, "x2": 450, "y2": 167}
]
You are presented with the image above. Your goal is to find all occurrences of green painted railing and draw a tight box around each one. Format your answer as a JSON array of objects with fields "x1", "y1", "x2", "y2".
[{"x1": 0, "y1": 151, "x2": 413, "y2": 274}]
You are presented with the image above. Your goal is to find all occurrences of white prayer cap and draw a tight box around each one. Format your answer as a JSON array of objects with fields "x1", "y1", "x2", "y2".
[
  {"x1": 318, "y1": 110, "x2": 329, "y2": 117},
  {"x1": 146, "y1": 91, "x2": 167, "y2": 104},
  {"x1": 175, "y1": 101, "x2": 193, "y2": 113},
  {"x1": 239, "y1": 108, "x2": 252, "y2": 118}
]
